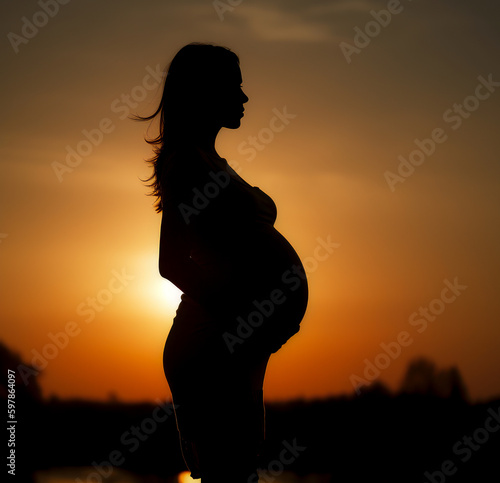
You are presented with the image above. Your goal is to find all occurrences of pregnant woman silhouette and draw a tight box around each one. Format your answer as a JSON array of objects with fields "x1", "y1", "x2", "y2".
[{"x1": 137, "y1": 43, "x2": 308, "y2": 482}]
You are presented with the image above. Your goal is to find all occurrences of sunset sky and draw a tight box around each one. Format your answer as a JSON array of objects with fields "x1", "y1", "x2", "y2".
[{"x1": 1, "y1": 0, "x2": 499, "y2": 403}]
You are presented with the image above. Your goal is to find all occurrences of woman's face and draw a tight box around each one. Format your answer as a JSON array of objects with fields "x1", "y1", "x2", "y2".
[{"x1": 209, "y1": 63, "x2": 249, "y2": 130}]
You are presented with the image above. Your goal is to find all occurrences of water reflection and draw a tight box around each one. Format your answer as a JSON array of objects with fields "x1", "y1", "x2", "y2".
[
  {"x1": 35, "y1": 466, "x2": 170, "y2": 483},
  {"x1": 177, "y1": 471, "x2": 196, "y2": 483},
  {"x1": 35, "y1": 467, "x2": 331, "y2": 483}
]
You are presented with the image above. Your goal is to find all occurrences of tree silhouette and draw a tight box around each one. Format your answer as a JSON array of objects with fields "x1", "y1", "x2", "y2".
[
  {"x1": 1, "y1": 340, "x2": 43, "y2": 483},
  {"x1": 399, "y1": 357, "x2": 469, "y2": 400}
]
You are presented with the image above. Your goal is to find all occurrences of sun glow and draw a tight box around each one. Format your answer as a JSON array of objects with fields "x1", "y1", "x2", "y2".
[
  {"x1": 178, "y1": 470, "x2": 199, "y2": 483},
  {"x1": 130, "y1": 252, "x2": 182, "y2": 317},
  {"x1": 153, "y1": 276, "x2": 182, "y2": 310}
]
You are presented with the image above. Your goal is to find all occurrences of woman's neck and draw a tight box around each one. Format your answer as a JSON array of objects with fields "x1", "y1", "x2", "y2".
[{"x1": 191, "y1": 124, "x2": 221, "y2": 157}]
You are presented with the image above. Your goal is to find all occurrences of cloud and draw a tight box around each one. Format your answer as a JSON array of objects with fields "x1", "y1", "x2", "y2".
[{"x1": 235, "y1": 3, "x2": 335, "y2": 43}]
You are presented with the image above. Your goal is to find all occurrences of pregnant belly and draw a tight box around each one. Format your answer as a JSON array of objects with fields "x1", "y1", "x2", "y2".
[
  {"x1": 186, "y1": 224, "x2": 308, "y2": 354},
  {"x1": 250, "y1": 226, "x2": 307, "y2": 309},
  {"x1": 228, "y1": 225, "x2": 309, "y2": 353}
]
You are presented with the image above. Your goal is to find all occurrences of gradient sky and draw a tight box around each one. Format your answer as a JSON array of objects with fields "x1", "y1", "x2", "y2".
[{"x1": 1, "y1": 0, "x2": 499, "y2": 403}]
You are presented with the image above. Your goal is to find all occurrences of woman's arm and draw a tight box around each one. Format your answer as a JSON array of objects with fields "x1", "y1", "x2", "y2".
[
  {"x1": 159, "y1": 202, "x2": 216, "y2": 304},
  {"x1": 158, "y1": 149, "x2": 248, "y2": 314}
]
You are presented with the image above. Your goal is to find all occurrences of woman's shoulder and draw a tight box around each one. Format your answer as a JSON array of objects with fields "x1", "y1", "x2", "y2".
[
  {"x1": 162, "y1": 147, "x2": 230, "y2": 202},
  {"x1": 169, "y1": 146, "x2": 231, "y2": 178}
]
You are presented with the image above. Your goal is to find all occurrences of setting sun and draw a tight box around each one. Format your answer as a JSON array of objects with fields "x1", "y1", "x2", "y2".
[
  {"x1": 178, "y1": 471, "x2": 198, "y2": 483},
  {"x1": 133, "y1": 252, "x2": 182, "y2": 318}
]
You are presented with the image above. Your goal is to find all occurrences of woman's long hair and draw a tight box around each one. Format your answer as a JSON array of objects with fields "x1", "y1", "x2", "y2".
[{"x1": 133, "y1": 43, "x2": 240, "y2": 212}]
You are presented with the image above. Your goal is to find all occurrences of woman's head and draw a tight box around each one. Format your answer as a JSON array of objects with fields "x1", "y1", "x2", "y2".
[
  {"x1": 145, "y1": 43, "x2": 248, "y2": 147},
  {"x1": 165, "y1": 43, "x2": 248, "y2": 132},
  {"x1": 137, "y1": 43, "x2": 248, "y2": 211}
]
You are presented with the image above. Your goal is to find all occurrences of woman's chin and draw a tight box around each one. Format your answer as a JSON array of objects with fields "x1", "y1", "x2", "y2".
[{"x1": 224, "y1": 118, "x2": 242, "y2": 129}]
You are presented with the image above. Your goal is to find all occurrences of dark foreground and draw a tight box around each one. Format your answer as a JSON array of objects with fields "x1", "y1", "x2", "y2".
[
  {"x1": 2, "y1": 341, "x2": 499, "y2": 483},
  {"x1": 7, "y1": 390, "x2": 500, "y2": 483}
]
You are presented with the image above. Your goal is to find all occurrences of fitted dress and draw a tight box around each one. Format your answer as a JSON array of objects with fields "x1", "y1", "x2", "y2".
[{"x1": 161, "y1": 148, "x2": 308, "y2": 478}]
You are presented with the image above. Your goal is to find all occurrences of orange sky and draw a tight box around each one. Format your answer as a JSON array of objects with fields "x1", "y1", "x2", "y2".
[{"x1": 1, "y1": 0, "x2": 500, "y2": 403}]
